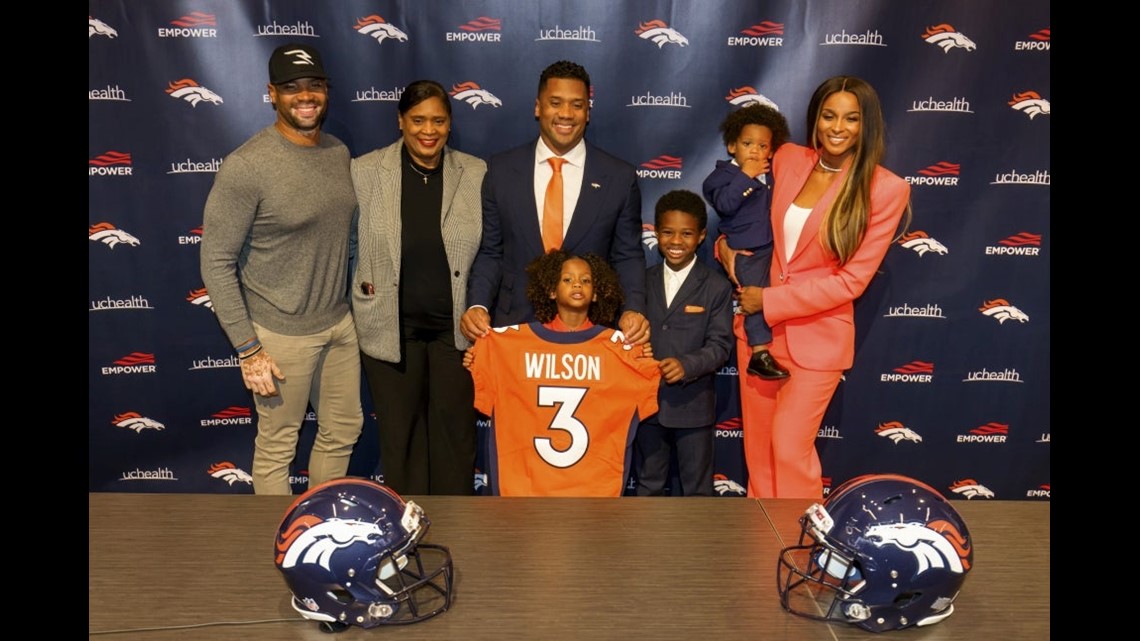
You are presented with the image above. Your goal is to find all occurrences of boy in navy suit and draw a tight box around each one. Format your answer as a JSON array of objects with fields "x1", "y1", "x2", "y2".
[{"x1": 634, "y1": 190, "x2": 734, "y2": 496}]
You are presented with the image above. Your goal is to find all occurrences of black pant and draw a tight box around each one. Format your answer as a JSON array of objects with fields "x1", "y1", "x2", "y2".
[
  {"x1": 362, "y1": 330, "x2": 475, "y2": 495},
  {"x1": 634, "y1": 419, "x2": 714, "y2": 496}
]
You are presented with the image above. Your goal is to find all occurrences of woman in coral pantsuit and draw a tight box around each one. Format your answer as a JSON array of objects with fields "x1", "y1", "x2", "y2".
[{"x1": 717, "y1": 76, "x2": 911, "y2": 499}]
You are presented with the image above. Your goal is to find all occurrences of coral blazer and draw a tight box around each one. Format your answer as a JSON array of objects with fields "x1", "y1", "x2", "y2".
[{"x1": 763, "y1": 144, "x2": 910, "y2": 371}]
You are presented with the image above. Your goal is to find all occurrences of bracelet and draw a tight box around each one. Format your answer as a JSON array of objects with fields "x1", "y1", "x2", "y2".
[
  {"x1": 236, "y1": 337, "x2": 260, "y2": 354},
  {"x1": 238, "y1": 345, "x2": 263, "y2": 360}
]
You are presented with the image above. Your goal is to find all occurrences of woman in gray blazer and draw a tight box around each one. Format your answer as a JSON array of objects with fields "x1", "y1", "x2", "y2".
[{"x1": 350, "y1": 80, "x2": 487, "y2": 495}]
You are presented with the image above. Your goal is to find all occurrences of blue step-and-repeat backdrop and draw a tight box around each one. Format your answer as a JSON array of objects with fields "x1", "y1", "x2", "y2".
[{"x1": 89, "y1": 0, "x2": 1050, "y2": 500}]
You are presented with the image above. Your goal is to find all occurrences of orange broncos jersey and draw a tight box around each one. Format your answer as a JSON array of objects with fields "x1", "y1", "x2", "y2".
[{"x1": 470, "y1": 322, "x2": 661, "y2": 497}]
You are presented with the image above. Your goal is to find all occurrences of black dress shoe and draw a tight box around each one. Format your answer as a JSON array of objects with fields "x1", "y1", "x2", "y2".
[{"x1": 748, "y1": 351, "x2": 790, "y2": 380}]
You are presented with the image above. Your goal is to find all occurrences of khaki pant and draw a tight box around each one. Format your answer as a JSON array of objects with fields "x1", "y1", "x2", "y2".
[{"x1": 250, "y1": 312, "x2": 363, "y2": 495}]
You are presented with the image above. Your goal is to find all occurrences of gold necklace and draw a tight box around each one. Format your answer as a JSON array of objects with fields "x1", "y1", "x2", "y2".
[
  {"x1": 407, "y1": 161, "x2": 437, "y2": 184},
  {"x1": 817, "y1": 158, "x2": 843, "y2": 173}
]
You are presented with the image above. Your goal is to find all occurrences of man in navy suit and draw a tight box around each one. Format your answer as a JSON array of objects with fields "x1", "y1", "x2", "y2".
[
  {"x1": 460, "y1": 60, "x2": 650, "y2": 344},
  {"x1": 635, "y1": 190, "x2": 733, "y2": 496}
]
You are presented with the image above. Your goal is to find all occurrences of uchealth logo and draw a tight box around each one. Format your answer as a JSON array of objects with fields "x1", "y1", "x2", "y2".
[
  {"x1": 635, "y1": 20, "x2": 689, "y2": 47},
  {"x1": 1026, "y1": 484, "x2": 1049, "y2": 499},
  {"x1": 906, "y1": 161, "x2": 959, "y2": 186},
  {"x1": 641, "y1": 223, "x2": 657, "y2": 250},
  {"x1": 165, "y1": 79, "x2": 223, "y2": 107},
  {"x1": 201, "y1": 406, "x2": 252, "y2": 427},
  {"x1": 187, "y1": 288, "x2": 213, "y2": 312},
  {"x1": 875, "y1": 421, "x2": 922, "y2": 444},
  {"x1": 884, "y1": 302, "x2": 945, "y2": 320},
  {"x1": 727, "y1": 21, "x2": 784, "y2": 47},
  {"x1": 90, "y1": 222, "x2": 140, "y2": 249},
  {"x1": 817, "y1": 425, "x2": 842, "y2": 439},
  {"x1": 102, "y1": 352, "x2": 156, "y2": 375},
  {"x1": 447, "y1": 17, "x2": 502, "y2": 42},
  {"x1": 208, "y1": 462, "x2": 253, "y2": 486},
  {"x1": 536, "y1": 24, "x2": 599, "y2": 42},
  {"x1": 991, "y1": 168, "x2": 1050, "y2": 185},
  {"x1": 950, "y1": 478, "x2": 994, "y2": 499},
  {"x1": 90, "y1": 151, "x2": 132, "y2": 176},
  {"x1": 725, "y1": 86, "x2": 779, "y2": 110},
  {"x1": 90, "y1": 16, "x2": 118, "y2": 38},
  {"x1": 713, "y1": 474, "x2": 746, "y2": 495},
  {"x1": 638, "y1": 155, "x2": 682, "y2": 180},
  {"x1": 957, "y1": 422, "x2": 1008, "y2": 444},
  {"x1": 897, "y1": 231, "x2": 948, "y2": 256},
  {"x1": 963, "y1": 367, "x2": 1022, "y2": 384},
  {"x1": 922, "y1": 24, "x2": 976, "y2": 52},
  {"x1": 157, "y1": 12, "x2": 217, "y2": 38},
  {"x1": 168, "y1": 157, "x2": 222, "y2": 174},
  {"x1": 113, "y1": 412, "x2": 165, "y2": 433},
  {"x1": 986, "y1": 232, "x2": 1041, "y2": 256},
  {"x1": 91, "y1": 295, "x2": 152, "y2": 312},
  {"x1": 1008, "y1": 91, "x2": 1049, "y2": 120},
  {"x1": 881, "y1": 360, "x2": 933, "y2": 383},
  {"x1": 354, "y1": 15, "x2": 408, "y2": 43},
  {"x1": 979, "y1": 298, "x2": 1028, "y2": 324},
  {"x1": 1015, "y1": 28, "x2": 1050, "y2": 51},
  {"x1": 120, "y1": 467, "x2": 177, "y2": 481},
  {"x1": 450, "y1": 82, "x2": 502, "y2": 109},
  {"x1": 90, "y1": 84, "x2": 129, "y2": 102}
]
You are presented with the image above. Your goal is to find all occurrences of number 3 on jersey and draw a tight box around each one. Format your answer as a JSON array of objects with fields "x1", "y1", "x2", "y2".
[{"x1": 535, "y1": 386, "x2": 588, "y2": 467}]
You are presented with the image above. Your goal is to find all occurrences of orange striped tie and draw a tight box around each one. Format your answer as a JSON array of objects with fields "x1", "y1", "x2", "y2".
[{"x1": 542, "y1": 157, "x2": 567, "y2": 252}]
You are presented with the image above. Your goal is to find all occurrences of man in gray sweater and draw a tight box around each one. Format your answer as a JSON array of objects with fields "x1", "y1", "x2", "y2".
[{"x1": 200, "y1": 43, "x2": 363, "y2": 495}]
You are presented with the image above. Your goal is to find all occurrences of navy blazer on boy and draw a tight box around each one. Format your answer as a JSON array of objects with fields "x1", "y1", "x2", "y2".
[
  {"x1": 646, "y1": 259, "x2": 734, "y2": 427},
  {"x1": 467, "y1": 140, "x2": 646, "y2": 326}
]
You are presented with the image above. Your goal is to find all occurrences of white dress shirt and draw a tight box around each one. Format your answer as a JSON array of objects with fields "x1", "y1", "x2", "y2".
[{"x1": 664, "y1": 257, "x2": 696, "y2": 308}]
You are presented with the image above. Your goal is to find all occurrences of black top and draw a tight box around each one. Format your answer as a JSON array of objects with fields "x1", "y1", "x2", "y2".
[{"x1": 398, "y1": 146, "x2": 452, "y2": 336}]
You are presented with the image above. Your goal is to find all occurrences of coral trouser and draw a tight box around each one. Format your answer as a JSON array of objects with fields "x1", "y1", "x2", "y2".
[
  {"x1": 734, "y1": 314, "x2": 841, "y2": 499},
  {"x1": 250, "y1": 312, "x2": 364, "y2": 495}
]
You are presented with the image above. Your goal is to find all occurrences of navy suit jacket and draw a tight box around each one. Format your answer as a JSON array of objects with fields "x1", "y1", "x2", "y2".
[
  {"x1": 645, "y1": 259, "x2": 734, "y2": 428},
  {"x1": 466, "y1": 139, "x2": 646, "y2": 326}
]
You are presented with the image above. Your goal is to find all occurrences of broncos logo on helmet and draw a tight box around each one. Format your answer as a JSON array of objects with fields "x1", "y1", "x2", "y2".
[
  {"x1": 1008, "y1": 91, "x2": 1050, "y2": 120},
  {"x1": 449, "y1": 82, "x2": 502, "y2": 109},
  {"x1": 635, "y1": 20, "x2": 689, "y2": 48},
  {"x1": 865, "y1": 521, "x2": 971, "y2": 574},
  {"x1": 922, "y1": 24, "x2": 976, "y2": 52},
  {"x1": 897, "y1": 231, "x2": 948, "y2": 256},
  {"x1": 90, "y1": 17, "x2": 118, "y2": 38},
  {"x1": 165, "y1": 79, "x2": 223, "y2": 107},
  {"x1": 90, "y1": 222, "x2": 140, "y2": 249},
  {"x1": 979, "y1": 299, "x2": 1028, "y2": 324},
  {"x1": 277, "y1": 516, "x2": 383, "y2": 570},
  {"x1": 355, "y1": 15, "x2": 408, "y2": 43}
]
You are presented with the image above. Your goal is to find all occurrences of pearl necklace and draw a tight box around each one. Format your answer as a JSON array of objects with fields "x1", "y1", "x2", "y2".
[
  {"x1": 407, "y1": 161, "x2": 438, "y2": 184},
  {"x1": 817, "y1": 158, "x2": 843, "y2": 173}
]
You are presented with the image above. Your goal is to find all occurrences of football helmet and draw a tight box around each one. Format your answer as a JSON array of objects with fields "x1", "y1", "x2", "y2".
[
  {"x1": 274, "y1": 478, "x2": 453, "y2": 631},
  {"x1": 777, "y1": 474, "x2": 973, "y2": 633}
]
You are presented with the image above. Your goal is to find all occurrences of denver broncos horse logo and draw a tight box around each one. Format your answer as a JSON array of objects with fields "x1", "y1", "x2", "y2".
[
  {"x1": 276, "y1": 516, "x2": 382, "y2": 570},
  {"x1": 922, "y1": 24, "x2": 976, "y2": 52},
  {"x1": 355, "y1": 15, "x2": 408, "y2": 43},
  {"x1": 208, "y1": 462, "x2": 253, "y2": 486},
  {"x1": 90, "y1": 17, "x2": 118, "y2": 38},
  {"x1": 165, "y1": 79, "x2": 223, "y2": 107},
  {"x1": 635, "y1": 20, "x2": 689, "y2": 47},
  {"x1": 950, "y1": 479, "x2": 995, "y2": 499},
  {"x1": 1008, "y1": 91, "x2": 1050, "y2": 120},
  {"x1": 897, "y1": 231, "x2": 948, "y2": 256},
  {"x1": 875, "y1": 421, "x2": 923, "y2": 444},
  {"x1": 89, "y1": 222, "x2": 140, "y2": 249},
  {"x1": 641, "y1": 224, "x2": 658, "y2": 250},
  {"x1": 449, "y1": 82, "x2": 502, "y2": 109},
  {"x1": 713, "y1": 474, "x2": 746, "y2": 496},
  {"x1": 979, "y1": 298, "x2": 1028, "y2": 324},
  {"x1": 865, "y1": 520, "x2": 971, "y2": 573},
  {"x1": 112, "y1": 411, "x2": 165, "y2": 432}
]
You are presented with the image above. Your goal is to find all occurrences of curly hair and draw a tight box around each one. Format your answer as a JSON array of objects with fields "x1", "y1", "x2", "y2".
[
  {"x1": 538, "y1": 60, "x2": 591, "y2": 95},
  {"x1": 718, "y1": 103, "x2": 791, "y2": 151},
  {"x1": 525, "y1": 250, "x2": 623, "y2": 326}
]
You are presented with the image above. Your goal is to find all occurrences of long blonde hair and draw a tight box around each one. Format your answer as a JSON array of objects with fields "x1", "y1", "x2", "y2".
[{"x1": 807, "y1": 76, "x2": 911, "y2": 265}]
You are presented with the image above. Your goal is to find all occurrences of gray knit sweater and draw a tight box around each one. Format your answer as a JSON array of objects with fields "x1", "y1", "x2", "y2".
[{"x1": 200, "y1": 126, "x2": 355, "y2": 347}]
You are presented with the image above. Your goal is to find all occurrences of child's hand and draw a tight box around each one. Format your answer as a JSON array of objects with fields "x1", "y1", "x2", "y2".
[
  {"x1": 658, "y1": 357, "x2": 685, "y2": 384},
  {"x1": 462, "y1": 346, "x2": 476, "y2": 370},
  {"x1": 640, "y1": 342, "x2": 654, "y2": 358},
  {"x1": 740, "y1": 157, "x2": 769, "y2": 179}
]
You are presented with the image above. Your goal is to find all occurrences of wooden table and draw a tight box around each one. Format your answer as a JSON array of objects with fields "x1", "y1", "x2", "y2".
[{"x1": 89, "y1": 494, "x2": 1048, "y2": 640}]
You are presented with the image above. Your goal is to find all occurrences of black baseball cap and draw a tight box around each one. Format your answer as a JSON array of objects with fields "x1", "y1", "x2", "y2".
[{"x1": 268, "y1": 43, "x2": 328, "y2": 84}]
